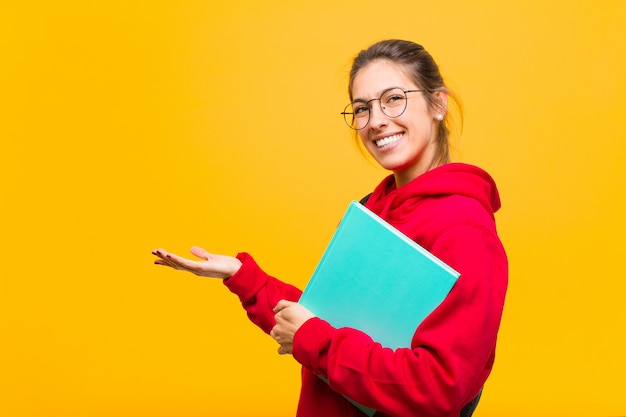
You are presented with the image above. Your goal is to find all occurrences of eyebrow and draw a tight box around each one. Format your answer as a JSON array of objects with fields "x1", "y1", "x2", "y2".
[{"x1": 351, "y1": 86, "x2": 404, "y2": 104}]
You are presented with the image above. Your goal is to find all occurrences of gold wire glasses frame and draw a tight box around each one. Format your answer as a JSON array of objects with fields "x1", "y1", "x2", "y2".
[{"x1": 341, "y1": 88, "x2": 426, "y2": 130}]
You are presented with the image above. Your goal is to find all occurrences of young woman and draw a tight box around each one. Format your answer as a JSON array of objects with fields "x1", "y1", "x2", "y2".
[{"x1": 152, "y1": 39, "x2": 508, "y2": 417}]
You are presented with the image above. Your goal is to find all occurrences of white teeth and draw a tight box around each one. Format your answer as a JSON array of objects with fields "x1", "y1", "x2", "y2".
[{"x1": 375, "y1": 134, "x2": 402, "y2": 148}]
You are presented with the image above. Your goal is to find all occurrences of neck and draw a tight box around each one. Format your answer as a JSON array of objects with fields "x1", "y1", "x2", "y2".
[{"x1": 394, "y1": 159, "x2": 443, "y2": 188}]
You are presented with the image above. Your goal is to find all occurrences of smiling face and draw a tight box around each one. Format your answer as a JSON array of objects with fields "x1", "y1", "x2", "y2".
[{"x1": 351, "y1": 60, "x2": 446, "y2": 187}]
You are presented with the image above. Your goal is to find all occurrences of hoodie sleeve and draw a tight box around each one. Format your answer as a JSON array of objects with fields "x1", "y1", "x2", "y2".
[
  {"x1": 223, "y1": 252, "x2": 303, "y2": 334},
  {"x1": 291, "y1": 223, "x2": 508, "y2": 417}
]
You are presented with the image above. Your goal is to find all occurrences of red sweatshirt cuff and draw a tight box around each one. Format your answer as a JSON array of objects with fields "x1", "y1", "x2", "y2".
[
  {"x1": 292, "y1": 317, "x2": 334, "y2": 376},
  {"x1": 222, "y1": 252, "x2": 268, "y2": 303}
]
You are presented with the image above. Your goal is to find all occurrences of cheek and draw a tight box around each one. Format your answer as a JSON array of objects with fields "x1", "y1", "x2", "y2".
[
  {"x1": 358, "y1": 130, "x2": 370, "y2": 145},
  {"x1": 357, "y1": 131, "x2": 377, "y2": 157}
]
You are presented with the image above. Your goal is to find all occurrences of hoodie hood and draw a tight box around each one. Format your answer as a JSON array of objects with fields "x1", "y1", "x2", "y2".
[{"x1": 365, "y1": 163, "x2": 501, "y2": 228}]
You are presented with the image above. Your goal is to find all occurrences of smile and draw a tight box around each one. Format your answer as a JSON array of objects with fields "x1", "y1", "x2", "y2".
[{"x1": 375, "y1": 133, "x2": 403, "y2": 148}]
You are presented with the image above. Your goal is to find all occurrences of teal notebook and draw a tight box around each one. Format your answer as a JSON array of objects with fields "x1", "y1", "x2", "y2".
[{"x1": 299, "y1": 201, "x2": 460, "y2": 416}]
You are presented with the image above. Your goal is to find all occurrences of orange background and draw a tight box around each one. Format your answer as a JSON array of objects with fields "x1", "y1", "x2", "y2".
[{"x1": 1, "y1": 1, "x2": 625, "y2": 416}]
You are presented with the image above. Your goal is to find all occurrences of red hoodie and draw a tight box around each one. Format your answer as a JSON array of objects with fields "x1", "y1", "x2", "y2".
[{"x1": 223, "y1": 163, "x2": 508, "y2": 417}]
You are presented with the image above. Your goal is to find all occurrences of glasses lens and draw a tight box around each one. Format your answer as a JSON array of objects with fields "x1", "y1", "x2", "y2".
[
  {"x1": 343, "y1": 102, "x2": 369, "y2": 130},
  {"x1": 380, "y1": 88, "x2": 408, "y2": 118},
  {"x1": 342, "y1": 88, "x2": 409, "y2": 130}
]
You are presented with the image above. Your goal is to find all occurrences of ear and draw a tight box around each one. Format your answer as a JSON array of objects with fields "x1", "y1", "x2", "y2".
[{"x1": 431, "y1": 90, "x2": 448, "y2": 120}]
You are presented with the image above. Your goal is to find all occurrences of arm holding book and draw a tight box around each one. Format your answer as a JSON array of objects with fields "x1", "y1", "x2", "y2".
[{"x1": 291, "y1": 223, "x2": 507, "y2": 417}]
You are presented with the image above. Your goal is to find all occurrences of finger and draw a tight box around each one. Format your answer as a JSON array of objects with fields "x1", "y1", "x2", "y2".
[
  {"x1": 152, "y1": 249, "x2": 193, "y2": 265},
  {"x1": 154, "y1": 258, "x2": 172, "y2": 267},
  {"x1": 154, "y1": 257, "x2": 186, "y2": 271},
  {"x1": 152, "y1": 249, "x2": 187, "y2": 266},
  {"x1": 154, "y1": 253, "x2": 199, "y2": 273},
  {"x1": 277, "y1": 345, "x2": 292, "y2": 355},
  {"x1": 152, "y1": 248, "x2": 170, "y2": 259},
  {"x1": 152, "y1": 250, "x2": 179, "y2": 269},
  {"x1": 273, "y1": 299, "x2": 291, "y2": 313},
  {"x1": 163, "y1": 252, "x2": 200, "y2": 268},
  {"x1": 190, "y1": 246, "x2": 211, "y2": 260}
]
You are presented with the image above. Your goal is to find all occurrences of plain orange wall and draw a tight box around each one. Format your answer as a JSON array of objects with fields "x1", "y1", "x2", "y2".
[{"x1": 1, "y1": 1, "x2": 625, "y2": 416}]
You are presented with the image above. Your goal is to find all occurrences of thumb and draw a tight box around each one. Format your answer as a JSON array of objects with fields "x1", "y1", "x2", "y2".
[{"x1": 190, "y1": 246, "x2": 211, "y2": 260}]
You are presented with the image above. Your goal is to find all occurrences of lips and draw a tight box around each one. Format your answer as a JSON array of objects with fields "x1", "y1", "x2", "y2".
[{"x1": 375, "y1": 133, "x2": 403, "y2": 148}]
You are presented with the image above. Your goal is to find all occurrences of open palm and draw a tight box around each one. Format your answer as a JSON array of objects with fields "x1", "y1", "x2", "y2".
[{"x1": 152, "y1": 246, "x2": 242, "y2": 279}]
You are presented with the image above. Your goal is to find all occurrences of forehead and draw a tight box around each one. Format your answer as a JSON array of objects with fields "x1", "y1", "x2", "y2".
[{"x1": 351, "y1": 60, "x2": 416, "y2": 100}]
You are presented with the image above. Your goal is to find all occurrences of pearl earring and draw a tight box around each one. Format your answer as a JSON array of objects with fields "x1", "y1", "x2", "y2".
[{"x1": 436, "y1": 114, "x2": 443, "y2": 121}]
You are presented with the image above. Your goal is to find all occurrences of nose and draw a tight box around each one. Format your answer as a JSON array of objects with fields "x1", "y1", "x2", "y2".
[{"x1": 368, "y1": 100, "x2": 388, "y2": 130}]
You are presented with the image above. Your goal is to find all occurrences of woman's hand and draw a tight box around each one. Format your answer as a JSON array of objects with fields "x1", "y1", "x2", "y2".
[
  {"x1": 270, "y1": 300, "x2": 316, "y2": 355},
  {"x1": 152, "y1": 246, "x2": 242, "y2": 279}
]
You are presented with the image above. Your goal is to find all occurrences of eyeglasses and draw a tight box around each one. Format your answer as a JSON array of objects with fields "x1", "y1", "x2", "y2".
[{"x1": 341, "y1": 88, "x2": 426, "y2": 130}]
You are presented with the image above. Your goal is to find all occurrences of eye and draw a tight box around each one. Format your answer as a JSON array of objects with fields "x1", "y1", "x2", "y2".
[
  {"x1": 353, "y1": 104, "x2": 369, "y2": 115},
  {"x1": 384, "y1": 94, "x2": 406, "y2": 105}
]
